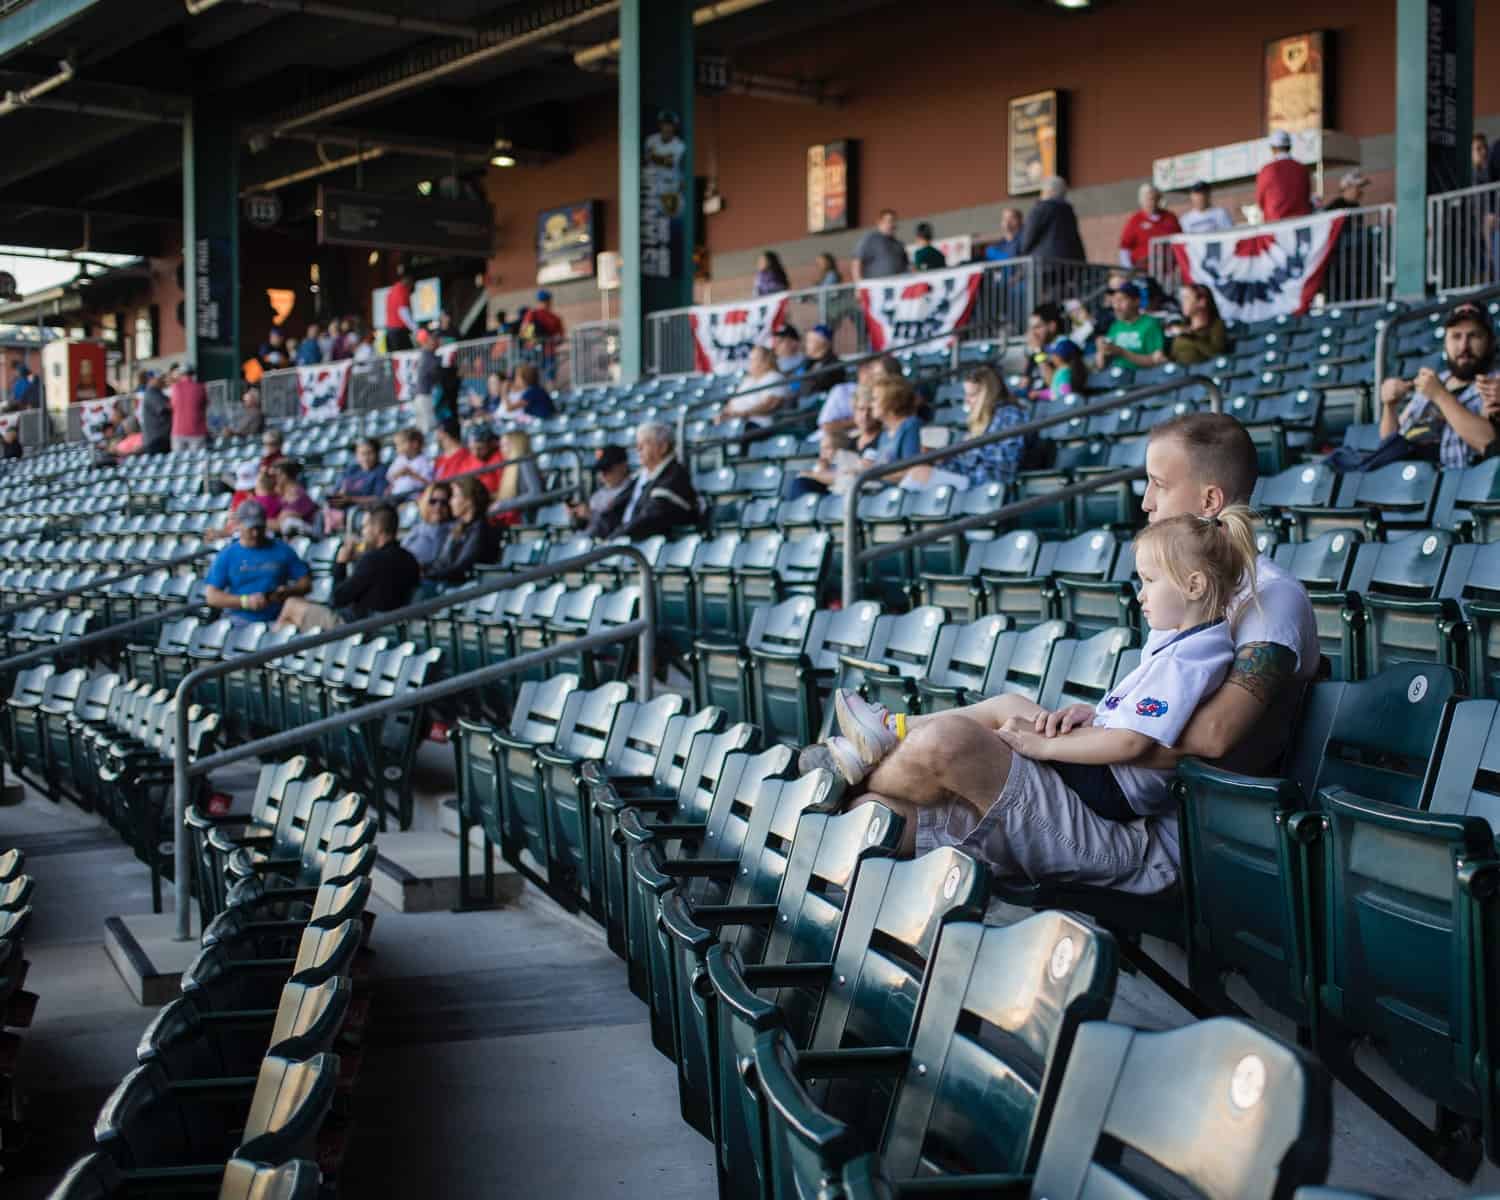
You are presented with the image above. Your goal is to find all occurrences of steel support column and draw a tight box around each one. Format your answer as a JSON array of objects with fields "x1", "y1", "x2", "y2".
[
  {"x1": 182, "y1": 96, "x2": 241, "y2": 391},
  {"x1": 618, "y1": 0, "x2": 694, "y2": 382}
]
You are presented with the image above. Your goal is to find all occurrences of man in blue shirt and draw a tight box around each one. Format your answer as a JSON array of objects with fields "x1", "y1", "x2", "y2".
[
  {"x1": 203, "y1": 500, "x2": 312, "y2": 622},
  {"x1": 8, "y1": 363, "x2": 37, "y2": 409}
]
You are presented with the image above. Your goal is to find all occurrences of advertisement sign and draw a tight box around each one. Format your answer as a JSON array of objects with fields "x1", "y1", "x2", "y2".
[
  {"x1": 319, "y1": 186, "x2": 492, "y2": 256},
  {"x1": 806, "y1": 140, "x2": 856, "y2": 234},
  {"x1": 537, "y1": 200, "x2": 599, "y2": 285},
  {"x1": 1008, "y1": 91, "x2": 1063, "y2": 197},
  {"x1": 641, "y1": 109, "x2": 687, "y2": 280},
  {"x1": 1265, "y1": 31, "x2": 1330, "y2": 135}
]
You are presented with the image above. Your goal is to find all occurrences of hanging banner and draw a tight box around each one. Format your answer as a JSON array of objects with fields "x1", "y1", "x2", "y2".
[
  {"x1": 76, "y1": 398, "x2": 117, "y2": 443},
  {"x1": 858, "y1": 263, "x2": 986, "y2": 352},
  {"x1": 1171, "y1": 211, "x2": 1346, "y2": 322},
  {"x1": 689, "y1": 294, "x2": 790, "y2": 375},
  {"x1": 389, "y1": 344, "x2": 460, "y2": 398},
  {"x1": 296, "y1": 360, "x2": 352, "y2": 420}
]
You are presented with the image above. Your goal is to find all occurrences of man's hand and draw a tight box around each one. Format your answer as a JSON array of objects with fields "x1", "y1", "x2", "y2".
[
  {"x1": 242, "y1": 592, "x2": 269, "y2": 612},
  {"x1": 336, "y1": 537, "x2": 358, "y2": 564},
  {"x1": 1035, "y1": 703, "x2": 1095, "y2": 737},
  {"x1": 1381, "y1": 376, "x2": 1414, "y2": 410},
  {"x1": 1477, "y1": 375, "x2": 1500, "y2": 420},
  {"x1": 566, "y1": 500, "x2": 589, "y2": 521},
  {"x1": 994, "y1": 724, "x2": 1051, "y2": 761},
  {"x1": 1414, "y1": 366, "x2": 1448, "y2": 404}
]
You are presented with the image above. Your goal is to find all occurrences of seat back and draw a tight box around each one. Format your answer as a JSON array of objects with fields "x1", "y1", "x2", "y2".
[
  {"x1": 236, "y1": 1053, "x2": 339, "y2": 1164},
  {"x1": 919, "y1": 615, "x2": 1010, "y2": 706},
  {"x1": 1313, "y1": 662, "x2": 1459, "y2": 808},
  {"x1": 1029, "y1": 1019, "x2": 1330, "y2": 1200},
  {"x1": 1040, "y1": 625, "x2": 1137, "y2": 710},
  {"x1": 506, "y1": 674, "x2": 581, "y2": 743},
  {"x1": 598, "y1": 693, "x2": 688, "y2": 778},
  {"x1": 554, "y1": 682, "x2": 631, "y2": 760},
  {"x1": 670, "y1": 722, "x2": 761, "y2": 824},
  {"x1": 985, "y1": 619, "x2": 1072, "y2": 702},
  {"x1": 218, "y1": 1157, "x2": 322, "y2": 1200},
  {"x1": 859, "y1": 607, "x2": 946, "y2": 678},
  {"x1": 681, "y1": 746, "x2": 804, "y2": 914},
  {"x1": 803, "y1": 601, "x2": 883, "y2": 674}
]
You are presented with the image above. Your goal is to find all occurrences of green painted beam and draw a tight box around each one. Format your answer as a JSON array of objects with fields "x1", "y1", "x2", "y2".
[{"x1": 0, "y1": 0, "x2": 104, "y2": 63}]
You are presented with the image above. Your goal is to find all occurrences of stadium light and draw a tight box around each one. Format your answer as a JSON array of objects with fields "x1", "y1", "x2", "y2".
[
  {"x1": 491, "y1": 154, "x2": 517, "y2": 167},
  {"x1": 1053, "y1": 0, "x2": 1091, "y2": 7}
]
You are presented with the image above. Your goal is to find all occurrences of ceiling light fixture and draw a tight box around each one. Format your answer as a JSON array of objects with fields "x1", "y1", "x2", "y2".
[
  {"x1": 491, "y1": 154, "x2": 517, "y2": 168},
  {"x1": 1053, "y1": 0, "x2": 1091, "y2": 8}
]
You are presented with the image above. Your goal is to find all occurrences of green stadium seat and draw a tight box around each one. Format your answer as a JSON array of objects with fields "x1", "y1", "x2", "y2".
[
  {"x1": 47, "y1": 1153, "x2": 321, "y2": 1200},
  {"x1": 919, "y1": 530, "x2": 1043, "y2": 624},
  {"x1": 835, "y1": 606, "x2": 947, "y2": 719},
  {"x1": 1442, "y1": 458, "x2": 1500, "y2": 542},
  {"x1": 1273, "y1": 529, "x2": 1364, "y2": 680},
  {"x1": 1252, "y1": 461, "x2": 1344, "y2": 542},
  {"x1": 902, "y1": 484, "x2": 964, "y2": 579},
  {"x1": 717, "y1": 850, "x2": 990, "y2": 1197},
  {"x1": 182, "y1": 919, "x2": 363, "y2": 1013},
  {"x1": 914, "y1": 615, "x2": 1013, "y2": 712},
  {"x1": 1052, "y1": 541, "x2": 1139, "y2": 637},
  {"x1": 1038, "y1": 625, "x2": 1138, "y2": 710},
  {"x1": 1346, "y1": 530, "x2": 1461, "y2": 679},
  {"x1": 1292, "y1": 459, "x2": 1443, "y2": 539},
  {"x1": 754, "y1": 912, "x2": 1116, "y2": 1198},
  {"x1": 857, "y1": 487, "x2": 911, "y2": 606}
]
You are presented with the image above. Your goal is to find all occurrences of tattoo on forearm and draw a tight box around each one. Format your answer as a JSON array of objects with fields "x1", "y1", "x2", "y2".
[{"x1": 1226, "y1": 642, "x2": 1297, "y2": 705}]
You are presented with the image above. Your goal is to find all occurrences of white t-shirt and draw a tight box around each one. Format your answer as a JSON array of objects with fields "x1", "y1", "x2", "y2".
[
  {"x1": 1229, "y1": 554, "x2": 1319, "y2": 682},
  {"x1": 1179, "y1": 206, "x2": 1234, "y2": 235},
  {"x1": 1098, "y1": 620, "x2": 1236, "y2": 818},
  {"x1": 726, "y1": 371, "x2": 789, "y2": 428},
  {"x1": 387, "y1": 452, "x2": 435, "y2": 497}
]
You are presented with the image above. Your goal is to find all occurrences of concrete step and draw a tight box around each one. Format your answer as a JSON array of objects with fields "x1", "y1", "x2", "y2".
[
  {"x1": 372, "y1": 831, "x2": 522, "y2": 914},
  {"x1": 103, "y1": 911, "x2": 201, "y2": 1006}
]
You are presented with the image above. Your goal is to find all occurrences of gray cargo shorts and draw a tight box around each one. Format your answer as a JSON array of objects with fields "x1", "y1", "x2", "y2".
[{"x1": 914, "y1": 751, "x2": 1178, "y2": 895}]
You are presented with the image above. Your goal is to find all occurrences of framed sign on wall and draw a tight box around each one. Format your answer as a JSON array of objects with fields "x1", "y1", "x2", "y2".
[
  {"x1": 536, "y1": 200, "x2": 599, "y2": 286},
  {"x1": 1265, "y1": 31, "x2": 1332, "y2": 134},
  {"x1": 806, "y1": 140, "x2": 856, "y2": 234},
  {"x1": 1008, "y1": 90, "x2": 1064, "y2": 197}
]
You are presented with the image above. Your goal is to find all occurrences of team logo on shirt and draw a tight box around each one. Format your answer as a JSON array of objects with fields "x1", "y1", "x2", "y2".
[
  {"x1": 1135, "y1": 697, "x2": 1169, "y2": 718},
  {"x1": 1103, "y1": 695, "x2": 1121, "y2": 710}
]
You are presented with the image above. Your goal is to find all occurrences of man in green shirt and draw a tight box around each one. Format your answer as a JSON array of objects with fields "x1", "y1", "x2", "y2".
[
  {"x1": 912, "y1": 222, "x2": 946, "y2": 271},
  {"x1": 1094, "y1": 279, "x2": 1165, "y2": 374}
]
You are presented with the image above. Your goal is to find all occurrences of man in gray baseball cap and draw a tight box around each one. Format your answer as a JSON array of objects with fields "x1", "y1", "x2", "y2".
[{"x1": 203, "y1": 499, "x2": 311, "y2": 622}]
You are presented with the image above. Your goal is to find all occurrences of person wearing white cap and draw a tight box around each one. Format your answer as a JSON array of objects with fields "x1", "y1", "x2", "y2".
[
  {"x1": 1322, "y1": 169, "x2": 1370, "y2": 211},
  {"x1": 1255, "y1": 129, "x2": 1312, "y2": 222}
]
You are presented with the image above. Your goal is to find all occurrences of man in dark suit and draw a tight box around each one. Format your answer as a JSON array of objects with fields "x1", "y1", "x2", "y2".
[
  {"x1": 1019, "y1": 175, "x2": 1088, "y2": 264},
  {"x1": 597, "y1": 421, "x2": 700, "y2": 540}
]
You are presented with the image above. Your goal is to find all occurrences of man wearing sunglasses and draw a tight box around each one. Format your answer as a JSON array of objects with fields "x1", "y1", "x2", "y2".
[
  {"x1": 1379, "y1": 301, "x2": 1500, "y2": 468},
  {"x1": 400, "y1": 482, "x2": 454, "y2": 569}
]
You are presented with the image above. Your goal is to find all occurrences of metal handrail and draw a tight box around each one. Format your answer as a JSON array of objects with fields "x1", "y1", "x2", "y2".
[
  {"x1": 0, "y1": 602, "x2": 202, "y2": 675},
  {"x1": 841, "y1": 375, "x2": 1223, "y2": 605},
  {"x1": 168, "y1": 541, "x2": 657, "y2": 938},
  {"x1": 0, "y1": 547, "x2": 216, "y2": 619},
  {"x1": 1372, "y1": 283, "x2": 1500, "y2": 398}
]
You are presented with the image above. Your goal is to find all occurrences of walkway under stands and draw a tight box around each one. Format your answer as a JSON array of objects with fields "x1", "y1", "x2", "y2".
[{"x1": 1, "y1": 739, "x2": 1495, "y2": 1198}]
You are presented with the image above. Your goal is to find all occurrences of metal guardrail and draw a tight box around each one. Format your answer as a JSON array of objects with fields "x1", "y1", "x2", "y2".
[
  {"x1": 1371, "y1": 281, "x2": 1500, "y2": 399},
  {"x1": 167, "y1": 541, "x2": 657, "y2": 937},
  {"x1": 1147, "y1": 204, "x2": 1395, "y2": 309},
  {"x1": 644, "y1": 257, "x2": 1116, "y2": 376},
  {"x1": 0, "y1": 602, "x2": 202, "y2": 675},
  {"x1": 1428, "y1": 180, "x2": 1500, "y2": 297},
  {"x1": 571, "y1": 319, "x2": 620, "y2": 388},
  {"x1": 840, "y1": 376, "x2": 1225, "y2": 606}
]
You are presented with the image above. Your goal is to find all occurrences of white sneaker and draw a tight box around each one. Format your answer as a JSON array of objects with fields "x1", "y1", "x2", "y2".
[
  {"x1": 822, "y1": 735, "x2": 872, "y2": 786},
  {"x1": 833, "y1": 689, "x2": 898, "y2": 769}
]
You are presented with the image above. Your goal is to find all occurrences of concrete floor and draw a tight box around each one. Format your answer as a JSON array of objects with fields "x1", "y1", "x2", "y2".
[{"x1": 2, "y1": 733, "x2": 1499, "y2": 1198}]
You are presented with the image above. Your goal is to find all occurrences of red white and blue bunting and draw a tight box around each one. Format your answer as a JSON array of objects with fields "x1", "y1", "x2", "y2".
[
  {"x1": 689, "y1": 294, "x2": 790, "y2": 375},
  {"x1": 858, "y1": 263, "x2": 985, "y2": 353},
  {"x1": 1171, "y1": 212, "x2": 1347, "y2": 323}
]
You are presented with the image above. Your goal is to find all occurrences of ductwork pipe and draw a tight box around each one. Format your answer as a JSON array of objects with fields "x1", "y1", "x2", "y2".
[
  {"x1": 0, "y1": 59, "x2": 75, "y2": 120},
  {"x1": 184, "y1": 0, "x2": 478, "y2": 38},
  {"x1": 573, "y1": 0, "x2": 773, "y2": 68}
]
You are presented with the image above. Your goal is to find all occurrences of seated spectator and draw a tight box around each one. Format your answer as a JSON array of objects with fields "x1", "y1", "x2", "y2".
[
  {"x1": 258, "y1": 429, "x2": 286, "y2": 472},
  {"x1": 502, "y1": 364, "x2": 556, "y2": 420},
  {"x1": 228, "y1": 385, "x2": 264, "y2": 437},
  {"x1": 464, "y1": 426, "x2": 505, "y2": 493},
  {"x1": 813, "y1": 252, "x2": 842, "y2": 288},
  {"x1": 871, "y1": 376, "x2": 923, "y2": 475},
  {"x1": 715, "y1": 345, "x2": 788, "y2": 428},
  {"x1": 1321, "y1": 169, "x2": 1370, "y2": 211},
  {"x1": 796, "y1": 324, "x2": 843, "y2": 394},
  {"x1": 482, "y1": 371, "x2": 506, "y2": 414},
  {"x1": 1166, "y1": 286, "x2": 1229, "y2": 365},
  {"x1": 424, "y1": 475, "x2": 502, "y2": 586},
  {"x1": 1094, "y1": 281, "x2": 1166, "y2": 375},
  {"x1": 568, "y1": 445, "x2": 635, "y2": 536},
  {"x1": 0, "y1": 424, "x2": 19, "y2": 460},
  {"x1": 815, "y1": 354, "x2": 879, "y2": 437},
  {"x1": 387, "y1": 427, "x2": 434, "y2": 498},
  {"x1": 491, "y1": 430, "x2": 544, "y2": 526},
  {"x1": 431, "y1": 420, "x2": 468, "y2": 481},
  {"x1": 401, "y1": 482, "x2": 453, "y2": 568},
  {"x1": 1179, "y1": 181, "x2": 1233, "y2": 234},
  {"x1": 1062, "y1": 298, "x2": 1096, "y2": 352},
  {"x1": 330, "y1": 437, "x2": 390, "y2": 505},
  {"x1": 203, "y1": 500, "x2": 311, "y2": 624},
  {"x1": 596, "y1": 422, "x2": 699, "y2": 540},
  {"x1": 906, "y1": 366, "x2": 1026, "y2": 491},
  {"x1": 754, "y1": 250, "x2": 791, "y2": 296},
  {"x1": 911, "y1": 222, "x2": 946, "y2": 271},
  {"x1": 1040, "y1": 337, "x2": 1087, "y2": 400},
  {"x1": 1378, "y1": 301, "x2": 1500, "y2": 468},
  {"x1": 277, "y1": 504, "x2": 420, "y2": 632},
  {"x1": 789, "y1": 385, "x2": 886, "y2": 502},
  {"x1": 1118, "y1": 183, "x2": 1181, "y2": 270},
  {"x1": 271, "y1": 460, "x2": 319, "y2": 535},
  {"x1": 1019, "y1": 303, "x2": 1065, "y2": 400},
  {"x1": 773, "y1": 325, "x2": 806, "y2": 375}
]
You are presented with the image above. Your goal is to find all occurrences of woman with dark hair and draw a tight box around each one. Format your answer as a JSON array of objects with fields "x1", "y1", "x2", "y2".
[
  {"x1": 424, "y1": 474, "x2": 501, "y2": 586},
  {"x1": 754, "y1": 250, "x2": 791, "y2": 296},
  {"x1": 1041, "y1": 337, "x2": 1088, "y2": 400},
  {"x1": 814, "y1": 253, "x2": 842, "y2": 288},
  {"x1": 1168, "y1": 285, "x2": 1229, "y2": 365}
]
